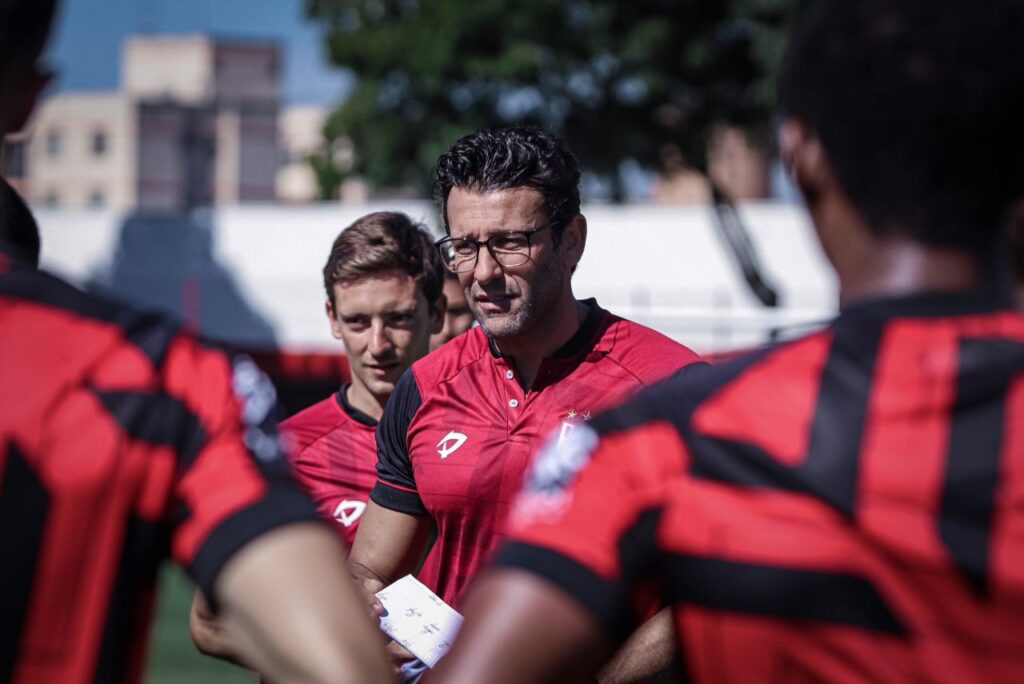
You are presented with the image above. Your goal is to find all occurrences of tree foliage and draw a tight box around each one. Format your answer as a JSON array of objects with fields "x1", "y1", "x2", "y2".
[{"x1": 307, "y1": 0, "x2": 800, "y2": 198}]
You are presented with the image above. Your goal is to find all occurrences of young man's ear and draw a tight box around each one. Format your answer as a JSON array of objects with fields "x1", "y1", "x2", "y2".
[
  {"x1": 325, "y1": 299, "x2": 343, "y2": 340},
  {"x1": 559, "y1": 215, "x2": 587, "y2": 273},
  {"x1": 430, "y1": 293, "x2": 447, "y2": 335},
  {"x1": 778, "y1": 118, "x2": 832, "y2": 204}
]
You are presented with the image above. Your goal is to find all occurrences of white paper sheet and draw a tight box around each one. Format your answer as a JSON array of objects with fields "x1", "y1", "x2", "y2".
[{"x1": 375, "y1": 575, "x2": 464, "y2": 668}]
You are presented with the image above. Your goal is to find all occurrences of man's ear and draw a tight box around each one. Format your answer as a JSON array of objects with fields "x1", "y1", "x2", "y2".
[
  {"x1": 558, "y1": 215, "x2": 587, "y2": 272},
  {"x1": 325, "y1": 299, "x2": 343, "y2": 340},
  {"x1": 778, "y1": 118, "x2": 832, "y2": 204}
]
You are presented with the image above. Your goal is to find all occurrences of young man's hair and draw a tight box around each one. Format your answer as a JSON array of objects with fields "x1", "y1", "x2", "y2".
[
  {"x1": 323, "y1": 211, "x2": 444, "y2": 309},
  {"x1": 433, "y1": 126, "x2": 581, "y2": 243},
  {"x1": 778, "y1": 0, "x2": 1024, "y2": 254},
  {"x1": 0, "y1": 177, "x2": 40, "y2": 265}
]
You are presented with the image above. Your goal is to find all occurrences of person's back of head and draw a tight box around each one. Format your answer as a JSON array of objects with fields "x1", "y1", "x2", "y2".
[
  {"x1": 0, "y1": 0, "x2": 55, "y2": 134},
  {"x1": 0, "y1": 177, "x2": 40, "y2": 265},
  {"x1": 433, "y1": 126, "x2": 582, "y2": 244},
  {"x1": 778, "y1": 0, "x2": 1024, "y2": 256}
]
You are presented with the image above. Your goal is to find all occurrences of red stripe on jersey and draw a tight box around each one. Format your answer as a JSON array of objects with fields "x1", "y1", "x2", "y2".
[
  {"x1": 161, "y1": 335, "x2": 236, "y2": 433},
  {"x1": 857, "y1": 319, "x2": 958, "y2": 568},
  {"x1": 992, "y1": 374, "x2": 1024, "y2": 592},
  {"x1": 692, "y1": 333, "x2": 831, "y2": 467},
  {"x1": 376, "y1": 479, "x2": 419, "y2": 494},
  {"x1": 172, "y1": 440, "x2": 268, "y2": 565},
  {"x1": 87, "y1": 343, "x2": 157, "y2": 392}
]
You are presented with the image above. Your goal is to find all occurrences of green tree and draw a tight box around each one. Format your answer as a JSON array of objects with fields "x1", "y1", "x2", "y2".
[{"x1": 307, "y1": 0, "x2": 800, "y2": 199}]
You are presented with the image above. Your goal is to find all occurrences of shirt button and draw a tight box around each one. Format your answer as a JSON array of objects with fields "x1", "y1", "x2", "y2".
[
  {"x1": 505, "y1": 370, "x2": 514, "y2": 379},
  {"x1": 508, "y1": 399, "x2": 519, "y2": 408}
]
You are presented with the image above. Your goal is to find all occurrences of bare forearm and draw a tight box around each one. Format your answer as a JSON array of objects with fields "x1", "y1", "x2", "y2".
[
  {"x1": 597, "y1": 609, "x2": 680, "y2": 684},
  {"x1": 215, "y1": 522, "x2": 393, "y2": 683}
]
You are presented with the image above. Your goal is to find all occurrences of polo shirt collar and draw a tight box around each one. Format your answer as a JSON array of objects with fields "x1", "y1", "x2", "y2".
[
  {"x1": 334, "y1": 383, "x2": 378, "y2": 427},
  {"x1": 485, "y1": 298, "x2": 608, "y2": 360}
]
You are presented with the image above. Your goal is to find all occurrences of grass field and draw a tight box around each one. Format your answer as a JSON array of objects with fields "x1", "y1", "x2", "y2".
[{"x1": 145, "y1": 566, "x2": 256, "y2": 684}]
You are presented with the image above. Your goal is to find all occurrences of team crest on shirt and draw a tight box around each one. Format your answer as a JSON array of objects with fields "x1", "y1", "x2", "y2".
[
  {"x1": 511, "y1": 425, "x2": 599, "y2": 528},
  {"x1": 557, "y1": 408, "x2": 592, "y2": 444},
  {"x1": 231, "y1": 355, "x2": 287, "y2": 466}
]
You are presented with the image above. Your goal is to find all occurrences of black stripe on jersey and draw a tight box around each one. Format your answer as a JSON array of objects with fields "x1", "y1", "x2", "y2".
[
  {"x1": 188, "y1": 483, "x2": 318, "y2": 600},
  {"x1": 93, "y1": 516, "x2": 165, "y2": 684},
  {"x1": 0, "y1": 442, "x2": 51, "y2": 682},
  {"x1": 688, "y1": 437, "x2": 811, "y2": 495},
  {"x1": 0, "y1": 268, "x2": 182, "y2": 367},
  {"x1": 794, "y1": 311, "x2": 884, "y2": 515},
  {"x1": 940, "y1": 338, "x2": 1024, "y2": 598},
  {"x1": 496, "y1": 509, "x2": 663, "y2": 644},
  {"x1": 369, "y1": 481, "x2": 429, "y2": 516},
  {"x1": 664, "y1": 554, "x2": 907, "y2": 636},
  {"x1": 375, "y1": 369, "x2": 424, "y2": 509},
  {"x1": 92, "y1": 389, "x2": 207, "y2": 468}
]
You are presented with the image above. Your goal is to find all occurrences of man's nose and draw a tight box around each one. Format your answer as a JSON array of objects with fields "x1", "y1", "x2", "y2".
[{"x1": 473, "y1": 245, "x2": 504, "y2": 285}]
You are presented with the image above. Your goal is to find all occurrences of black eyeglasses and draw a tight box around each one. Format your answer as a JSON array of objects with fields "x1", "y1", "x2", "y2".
[{"x1": 435, "y1": 224, "x2": 552, "y2": 274}]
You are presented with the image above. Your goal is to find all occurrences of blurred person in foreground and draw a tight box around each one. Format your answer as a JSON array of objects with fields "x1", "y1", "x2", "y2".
[
  {"x1": 430, "y1": 270, "x2": 475, "y2": 350},
  {"x1": 190, "y1": 211, "x2": 444, "y2": 663},
  {"x1": 350, "y1": 126, "x2": 705, "y2": 682},
  {"x1": 0, "y1": 2, "x2": 391, "y2": 681},
  {"x1": 432, "y1": 1, "x2": 1024, "y2": 682}
]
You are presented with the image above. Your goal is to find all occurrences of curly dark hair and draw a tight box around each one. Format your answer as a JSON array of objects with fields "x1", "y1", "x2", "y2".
[
  {"x1": 778, "y1": 0, "x2": 1024, "y2": 254},
  {"x1": 323, "y1": 211, "x2": 445, "y2": 310},
  {"x1": 433, "y1": 126, "x2": 581, "y2": 243}
]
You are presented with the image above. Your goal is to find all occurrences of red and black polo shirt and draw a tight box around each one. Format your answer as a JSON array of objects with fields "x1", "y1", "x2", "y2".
[
  {"x1": 282, "y1": 385, "x2": 379, "y2": 546},
  {"x1": 372, "y1": 299, "x2": 704, "y2": 607}
]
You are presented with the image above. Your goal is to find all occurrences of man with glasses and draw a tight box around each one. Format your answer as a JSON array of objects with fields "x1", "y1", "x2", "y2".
[{"x1": 350, "y1": 126, "x2": 703, "y2": 681}]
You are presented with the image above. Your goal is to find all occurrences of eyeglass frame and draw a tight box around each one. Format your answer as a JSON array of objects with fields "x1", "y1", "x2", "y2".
[{"x1": 434, "y1": 223, "x2": 556, "y2": 274}]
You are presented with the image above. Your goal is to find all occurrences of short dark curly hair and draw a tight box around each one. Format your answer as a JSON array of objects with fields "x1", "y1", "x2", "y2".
[
  {"x1": 433, "y1": 127, "x2": 581, "y2": 243},
  {"x1": 323, "y1": 211, "x2": 445, "y2": 310},
  {"x1": 778, "y1": 0, "x2": 1024, "y2": 254}
]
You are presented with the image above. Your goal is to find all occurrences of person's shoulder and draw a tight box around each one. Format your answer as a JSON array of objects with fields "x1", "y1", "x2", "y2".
[
  {"x1": 597, "y1": 309, "x2": 704, "y2": 380},
  {"x1": 594, "y1": 328, "x2": 830, "y2": 438},
  {"x1": 3, "y1": 265, "x2": 187, "y2": 368},
  {"x1": 280, "y1": 394, "x2": 346, "y2": 453},
  {"x1": 411, "y1": 325, "x2": 490, "y2": 392}
]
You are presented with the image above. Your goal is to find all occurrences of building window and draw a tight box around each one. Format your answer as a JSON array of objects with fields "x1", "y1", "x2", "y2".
[
  {"x1": 45, "y1": 130, "x2": 60, "y2": 157},
  {"x1": 89, "y1": 190, "x2": 105, "y2": 208},
  {"x1": 91, "y1": 131, "x2": 107, "y2": 156}
]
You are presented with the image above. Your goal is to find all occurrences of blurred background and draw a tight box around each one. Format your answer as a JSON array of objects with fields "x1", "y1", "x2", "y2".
[{"x1": 5, "y1": 1, "x2": 824, "y2": 680}]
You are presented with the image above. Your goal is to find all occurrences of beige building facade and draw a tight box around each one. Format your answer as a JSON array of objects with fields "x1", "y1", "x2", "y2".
[{"x1": 5, "y1": 35, "x2": 283, "y2": 211}]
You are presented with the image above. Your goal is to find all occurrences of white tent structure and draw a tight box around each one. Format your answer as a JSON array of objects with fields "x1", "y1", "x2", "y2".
[{"x1": 36, "y1": 201, "x2": 836, "y2": 356}]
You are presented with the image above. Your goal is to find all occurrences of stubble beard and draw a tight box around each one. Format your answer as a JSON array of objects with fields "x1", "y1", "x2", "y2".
[{"x1": 476, "y1": 254, "x2": 565, "y2": 343}]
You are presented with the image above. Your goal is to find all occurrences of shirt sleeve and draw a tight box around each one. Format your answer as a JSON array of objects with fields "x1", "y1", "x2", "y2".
[
  {"x1": 370, "y1": 368, "x2": 429, "y2": 516},
  {"x1": 163, "y1": 338, "x2": 320, "y2": 599},
  {"x1": 494, "y1": 407, "x2": 687, "y2": 643}
]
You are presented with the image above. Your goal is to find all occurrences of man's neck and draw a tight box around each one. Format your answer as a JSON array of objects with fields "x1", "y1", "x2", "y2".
[
  {"x1": 496, "y1": 298, "x2": 589, "y2": 390},
  {"x1": 837, "y1": 238, "x2": 989, "y2": 306},
  {"x1": 345, "y1": 382, "x2": 387, "y2": 422}
]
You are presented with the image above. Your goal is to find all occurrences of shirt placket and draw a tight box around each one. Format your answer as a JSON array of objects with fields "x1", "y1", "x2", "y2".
[{"x1": 496, "y1": 357, "x2": 527, "y2": 434}]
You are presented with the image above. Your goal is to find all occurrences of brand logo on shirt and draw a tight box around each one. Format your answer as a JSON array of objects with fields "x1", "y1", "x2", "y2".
[
  {"x1": 436, "y1": 431, "x2": 468, "y2": 459},
  {"x1": 333, "y1": 500, "x2": 366, "y2": 528}
]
